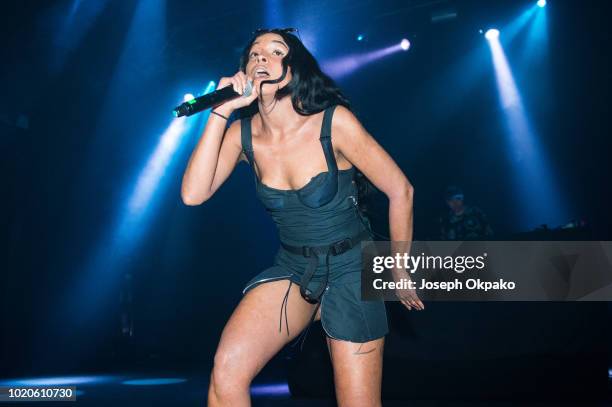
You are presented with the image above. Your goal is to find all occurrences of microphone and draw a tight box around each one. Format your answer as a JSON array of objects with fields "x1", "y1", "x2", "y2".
[{"x1": 172, "y1": 81, "x2": 253, "y2": 117}]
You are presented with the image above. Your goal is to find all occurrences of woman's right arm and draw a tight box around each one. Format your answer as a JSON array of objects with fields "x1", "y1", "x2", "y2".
[{"x1": 181, "y1": 72, "x2": 256, "y2": 205}]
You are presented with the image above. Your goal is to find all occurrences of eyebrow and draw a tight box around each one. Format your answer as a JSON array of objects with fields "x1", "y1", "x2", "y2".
[{"x1": 251, "y1": 40, "x2": 289, "y2": 50}]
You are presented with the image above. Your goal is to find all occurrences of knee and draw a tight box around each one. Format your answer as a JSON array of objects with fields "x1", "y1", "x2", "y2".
[{"x1": 209, "y1": 348, "x2": 251, "y2": 400}]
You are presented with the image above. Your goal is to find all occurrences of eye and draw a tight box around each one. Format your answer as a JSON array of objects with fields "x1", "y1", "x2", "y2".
[
  {"x1": 273, "y1": 50, "x2": 284, "y2": 56},
  {"x1": 249, "y1": 51, "x2": 258, "y2": 58}
]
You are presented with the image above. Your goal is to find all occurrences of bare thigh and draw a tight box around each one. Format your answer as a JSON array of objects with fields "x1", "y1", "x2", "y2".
[
  {"x1": 213, "y1": 279, "x2": 317, "y2": 382},
  {"x1": 327, "y1": 336, "x2": 385, "y2": 407}
]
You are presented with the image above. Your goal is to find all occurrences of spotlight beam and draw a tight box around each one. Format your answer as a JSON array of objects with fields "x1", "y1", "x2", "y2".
[
  {"x1": 65, "y1": 80, "x2": 216, "y2": 329},
  {"x1": 321, "y1": 42, "x2": 408, "y2": 80},
  {"x1": 487, "y1": 34, "x2": 566, "y2": 229}
]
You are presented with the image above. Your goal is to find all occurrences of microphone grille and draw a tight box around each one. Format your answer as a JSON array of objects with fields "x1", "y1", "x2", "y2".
[{"x1": 243, "y1": 80, "x2": 253, "y2": 97}]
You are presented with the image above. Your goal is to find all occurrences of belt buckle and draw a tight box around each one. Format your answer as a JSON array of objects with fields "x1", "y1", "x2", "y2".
[
  {"x1": 303, "y1": 289, "x2": 319, "y2": 304},
  {"x1": 331, "y1": 238, "x2": 352, "y2": 255},
  {"x1": 302, "y1": 246, "x2": 312, "y2": 257}
]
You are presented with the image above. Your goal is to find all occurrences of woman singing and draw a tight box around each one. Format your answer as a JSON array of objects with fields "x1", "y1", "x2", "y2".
[{"x1": 181, "y1": 28, "x2": 423, "y2": 407}]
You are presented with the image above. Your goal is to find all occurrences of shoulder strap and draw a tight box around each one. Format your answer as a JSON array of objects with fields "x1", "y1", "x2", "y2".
[
  {"x1": 240, "y1": 117, "x2": 259, "y2": 181},
  {"x1": 319, "y1": 105, "x2": 337, "y2": 140},
  {"x1": 319, "y1": 105, "x2": 338, "y2": 173},
  {"x1": 240, "y1": 117, "x2": 254, "y2": 162}
]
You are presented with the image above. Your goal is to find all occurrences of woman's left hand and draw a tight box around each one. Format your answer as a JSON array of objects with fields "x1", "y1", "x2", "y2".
[
  {"x1": 396, "y1": 287, "x2": 425, "y2": 311},
  {"x1": 390, "y1": 267, "x2": 425, "y2": 311}
]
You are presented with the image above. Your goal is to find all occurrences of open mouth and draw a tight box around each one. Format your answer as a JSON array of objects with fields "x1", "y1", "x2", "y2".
[{"x1": 254, "y1": 67, "x2": 270, "y2": 78}]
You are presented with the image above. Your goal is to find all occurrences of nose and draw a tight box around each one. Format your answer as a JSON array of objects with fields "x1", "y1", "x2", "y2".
[{"x1": 256, "y1": 54, "x2": 268, "y2": 63}]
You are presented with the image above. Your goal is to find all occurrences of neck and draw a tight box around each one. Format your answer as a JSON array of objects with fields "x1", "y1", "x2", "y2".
[{"x1": 257, "y1": 93, "x2": 305, "y2": 138}]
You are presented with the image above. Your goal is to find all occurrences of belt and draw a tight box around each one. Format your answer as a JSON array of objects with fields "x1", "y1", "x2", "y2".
[
  {"x1": 280, "y1": 229, "x2": 371, "y2": 303},
  {"x1": 278, "y1": 229, "x2": 371, "y2": 351}
]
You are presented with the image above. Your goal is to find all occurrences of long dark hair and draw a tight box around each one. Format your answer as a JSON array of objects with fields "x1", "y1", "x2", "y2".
[{"x1": 237, "y1": 28, "x2": 350, "y2": 116}]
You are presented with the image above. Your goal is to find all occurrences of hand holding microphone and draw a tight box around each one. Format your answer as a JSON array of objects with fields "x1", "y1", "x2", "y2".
[
  {"x1": 215, "y1": 72, "x2": 258, "y2": 113},
  {"x1": 172, "y1": 71, "x2": 257, "y2": 118}
]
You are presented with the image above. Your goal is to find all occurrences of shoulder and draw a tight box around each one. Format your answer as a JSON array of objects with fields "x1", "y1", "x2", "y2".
[
  {"x1": 227, "y1": 114, "x2": 257, "y2": 143},
  {"x1": 244, "y1": 113, "x2": 262, "y2": 139},
  {"x1": 331, "y1": 105, "x2": 359, "y2": 131},
  {"x1": 330, "y1": 105, "x2": 369, "y2": 144},
  {"x1": 225, "y1": 118, "x2": 242, "y2": 142},
  {"x1": 331, "y1": 106, "x2": 374, "y2": 152},
  {"x1": 223, "y1": 119, "x2": 247, "y2": 162},
  {"x1": 467, "y1": 206, "x2": 486, "y2": 217}
]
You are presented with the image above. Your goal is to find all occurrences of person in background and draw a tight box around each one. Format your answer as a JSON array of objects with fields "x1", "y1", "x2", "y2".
[{"x1": 439, "y1": 186, "x2": 493, "y2": 240}]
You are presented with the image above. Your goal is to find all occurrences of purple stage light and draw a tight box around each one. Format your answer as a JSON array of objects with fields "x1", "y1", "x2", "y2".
[
  {"x1": 400, "y1": 38, "x2": 410, "y2": 50},
  {"x1": 321, "y1": 43, "x2": 406, "y2": 80},
  {"x1": 250, "y1": 382, "x2": 291, "y2": 397}
]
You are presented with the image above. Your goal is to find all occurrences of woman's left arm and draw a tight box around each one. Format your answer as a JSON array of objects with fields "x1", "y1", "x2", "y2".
[{"x1": 333, "y1": 106, "x2": 424, "y2": 310}]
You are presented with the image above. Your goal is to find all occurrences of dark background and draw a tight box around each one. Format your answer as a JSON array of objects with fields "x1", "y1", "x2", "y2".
[{"x1": 1, "y1": 0, "x2": 610, "y2": 381}]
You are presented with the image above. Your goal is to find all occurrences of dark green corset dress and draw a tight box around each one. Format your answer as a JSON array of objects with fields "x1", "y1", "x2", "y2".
[{"x1": 240, "y1": 105, "x2": 388, "y2": 343}]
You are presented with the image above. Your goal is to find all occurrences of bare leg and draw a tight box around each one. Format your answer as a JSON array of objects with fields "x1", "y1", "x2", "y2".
[
  {"x1": 208, "y1": 279, "x2": 317, "y2": 407},
  {"x1": 327, "y1": 336, "x2": 385, "y2": 407}
]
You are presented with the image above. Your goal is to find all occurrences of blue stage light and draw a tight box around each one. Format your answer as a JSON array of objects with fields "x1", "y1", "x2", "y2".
[
  {"x1": 486, "y1": 28, "x2": 566, "y2": 229},
  {"x1": 537, "y1": 0, "x2": 546, "y2": 7},
  {"x1": 400, "y1": 38, "x2": 410, "y2": 51},
  {"x1": 357, "y1": 34, "x2": 364, "y2": 41},
  {"x1": 485, "y1": 29, "x2": 500, "y2": 40},
  {"x1": 122, "y1": 378, "x2": 187, "y2": 386},
  {"x1": 0, "y1": 376, "x2": 114, "y2": 386}
]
